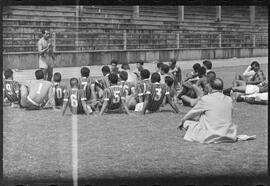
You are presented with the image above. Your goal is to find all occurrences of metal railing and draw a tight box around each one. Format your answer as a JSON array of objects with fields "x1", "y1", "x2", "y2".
[{"x1": 3, "y1": 30, "x2": 268, "y2": 53}]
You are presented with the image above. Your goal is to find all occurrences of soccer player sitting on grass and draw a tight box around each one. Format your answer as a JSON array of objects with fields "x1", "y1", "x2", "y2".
[
  {"x1": 52, "y1": 72, "x2": 67, "y2": 109},
  {"x1": 185, "y1": 63, "x2": 201, "y2": 82},
  {"x1": 3, "y1": 69, "x2": 20, "y2": 107},
  {"x1": 165, "y1": 76, "x2": 179, "y2": 104},
  {"x1": 95, "y1": 65, "x2": 111, "y2": 100},
  {"x1": 133, "y1": 60, "x2": 145, "y2": 80},
  {"x1": 79, "y1": 67, "x2": 99, "y2": 112},
  {"x1": 62, "y1": 78, "x2": 91, "y2": 116},
  {"x1": 223, "y1": 61, "x2": 266, "y2": 96},
  {"x1": 111, "y1": 59, "x2": 119, "y2": 75},
  {"x1": 202, "y1": 60, "x2": 213, "y2": 74},
  {"x1": 99, "y1": 73, "x2": 130, "y2": 115},
  {"x1": 118, "y1": 71, "x2": 137, "y2": 110},
  {"x1": 160, "y1": 64, "x2": 174, "y2": 84},
  {"x1": 134, "y1": 69, "x2": 151, "y2": 104},
  {"x1": 169, "y1": 58, "x2": 182, "y2": 91},
  {"x1": 20, "y1": 69, "x2": 54, "y2": 110},
  {"x1": 156, "y1": 62, "x2": 163, "y2": 74},
  {"x1": 141, "y1": 72, "x2": 180, "y2": 115},
  {"x1": 233, "y1": 61, "x2": 257, "y2": 87}
]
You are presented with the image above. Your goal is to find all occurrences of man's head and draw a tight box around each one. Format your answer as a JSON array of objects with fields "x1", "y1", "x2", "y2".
[
  {"x1": 160, "y1": 64, "x2": 170, "y2": 75},
  {"x1": 111, "y1": 59, "x2": 118, "y2": 70},
  {"x1": 35, "y1": 69, "x2": 44, "y2": 80},
  {"x1": 80, "y1": 67, "x2": 90, "y2": 78},
  {"x1": 70, "y1": 78, "x2": 79, "y2": 88},
  {"x1": 151, "y1": 72, "x2": 161, "y2": 83},
  {"x1": 136, "y1": 60, "x2": 144, "y2": 69},
  {"x1": 156, "y1": 62, "x2": 163, "y2": 72},
  {"x1": 121, "y1": 63, "x2": 130, "y2": 70},
  {"x1": 251, "y1": 61, "x2": 260, "y2": 72},
  {"x1": 140, "y1": 69, "x2": 150, "y2": 80},
  {"x1": 4, "y1": 69, "x2": 13, "y2": 80},
  {"x1": 193, "y1": 63, "x2": 201, "y2": 73},
  {"x1": 108, "y1": 73, "x2": 118, "y2": 85},
  {"x1": 169, "y1": 58, "x2": 177, "y2": 69},
  {"x1": 206, "y1": 71, "x2": 216, "y2": 83},
  {"x1": 165, "y1": 76, "x2": 174, "y2": 87},
  {"x1": 209, "y1": 77, "x2": 223, "y2": 91},
  {"x1": 53, "y1": 72, "x2": 62, "y2": 83},
  {"x1": 41, "y1": 29, "x2": 50, "y2": 40},
  {"x1": 197, "y1": 66, "x2": 206, "y2": 77},
  {"x1": 119, "y1": 71, "x2": 128, "y2": 81},
  {"x1": 101, "y1": 66, "x2": 110, "y2": 76},
  {"x1": 203, "y1": 60, "x2": 212, "y2": 70}
]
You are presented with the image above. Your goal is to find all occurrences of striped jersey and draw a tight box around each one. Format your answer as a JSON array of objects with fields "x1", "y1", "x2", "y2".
[
  {"x1": 52, "y1": 82, "x2": 66, "y2": 106},
  {"x1": 118, "y1": 81, "x2": 135, "y2": 97},
  {"x1": 135, "y1": 79, "x2": 151, "y2": 102},
  {"x1": 3, "y1": 79, "x2": 20, "y2": 103},
  {"x1": 103, "y1": 85, "x2": 126, "y2": 110},
  {"x1": 79, "y1": 77, "x2": 95, "y2": 101},
  {"x1": 95, "y1": 75, "x2": 110, "y2": 90},
  {"x1": 64, "y1": 88, "x2": 87, "y2": 114},
  {"x1": 145, "y1": 82, "x2": 170, "y2": 112}
]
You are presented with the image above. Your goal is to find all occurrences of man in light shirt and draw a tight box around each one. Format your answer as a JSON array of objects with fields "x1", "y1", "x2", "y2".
[{"x1": 37, "y1": 29, "x2": 55, "y2": 81}]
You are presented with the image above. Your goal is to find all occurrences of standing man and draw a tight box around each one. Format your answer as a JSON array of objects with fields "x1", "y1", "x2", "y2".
[{"x1": 37, "y1": 29, "x2": 55, "y2": 81}]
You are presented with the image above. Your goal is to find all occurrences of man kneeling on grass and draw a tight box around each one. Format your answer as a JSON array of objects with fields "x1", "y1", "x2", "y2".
[
  {"x1": 99, "y1": 73, "x2": 130, "y2": 115},
  {"x1": 141, "y1": 72, "x2": 180, "y2": 115},
  {"x1": 178, "y1": 78, "x2": 237, "y2": 144},
  {"x1": 62, "y1": 78, "x2": 91, "y2": 116}
]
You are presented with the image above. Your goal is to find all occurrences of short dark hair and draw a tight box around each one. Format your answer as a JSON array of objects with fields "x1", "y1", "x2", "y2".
[
  {"x1": 140, "y1": 69, "x2": 150, "y2": 80},
  {"x1": 121, "y1": 63, "x2": 130, "y2": 70},
  {"x1": 119, "y1": 71, "x2": 128, "y2": 81},
  {"x1": 165, "y1": 76, "x2": 174, "y2": 87},
  {"x1": 157, "y1": 62, "x2": 163, "y2": 69},
  {"x1": 137, "y1": 60, "x2": 144, "y2": 66},
  {"x1": 251, "y1": 61, "x2": 260, "y2": 67},
  {"x1": 151, "y1": 72, "x2": 161, "y2": 83},
  {"x1": 251, "y1": 61, "x2": 259, "y2": 67},
  {"x1": 198, "y1": 66, "x2": 206, "y2": 77},
  {"x1": 101, "y1": 66, "x2": 110, "y2": 74},
  {"x1": 41, "y1": 29, "x2": 49, "y2": 34},
  {"x1": 108, "y1": 73, "x2": 118, "y2": 84},
  {"x1": 4, "y1": 69, "x2": 13, "y2": 79},
  {"x1": 170, "y1": 58, "x2": 177, "y2": 66},
  {"x1": 193, "y1": 63, "x2": 201, "y2": 72},
  {"x1": 53, "y1": 72, "x2": 62, "y2": 82},
  {"x1": 206, "y1": 71, "x2": 216, "y2": 82},
  {"x1": 203, "y1": 60, "x2": 212, "y2": 70},
  {"x1": 35, "y1": 69, "x2": 44, "y2": 80},
  {"x1": 209, "y1": 77, "x2": 223, "y2": 90},
  {"x1": 161, "y1": 64, "x2": 170, "y2": 74},
  {"x1": 111, "y1": 59, "x2": 118, "y2": 65},
  {"x1": 80, "y1": 67, "x2": 90, "y2": 78},
  {"x1": 70, "y1": 78, "x2": 79, "y2": 87}
]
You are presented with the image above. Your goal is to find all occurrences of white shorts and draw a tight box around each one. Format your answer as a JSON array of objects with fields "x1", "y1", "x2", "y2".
[{"x1": 245, "y1": 85, "x2": 260, "y2": 95}]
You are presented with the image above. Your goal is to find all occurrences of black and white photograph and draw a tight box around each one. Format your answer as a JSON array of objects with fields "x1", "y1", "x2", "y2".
[{"x1": 2, "y1": 4, "x2": 268, "y2": 186}]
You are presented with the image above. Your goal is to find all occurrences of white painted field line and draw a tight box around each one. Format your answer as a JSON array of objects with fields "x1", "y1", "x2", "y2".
[{"x1": 72, "y1": 114, "x2": 79, "y2": 186}]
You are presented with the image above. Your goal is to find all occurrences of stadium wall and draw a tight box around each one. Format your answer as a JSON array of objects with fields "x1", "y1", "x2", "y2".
[{"x1": 3, "y1": 48, "x2": 268, "y2": 70}]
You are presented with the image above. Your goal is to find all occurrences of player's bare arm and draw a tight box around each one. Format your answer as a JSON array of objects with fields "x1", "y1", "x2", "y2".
[
  {"x1": 38, "y1": 42, "x2": 51, "y2": 55},
  {"x1": 81, "y1": 100, "x2": 90, "y2": 115},
  {"x1": 121, "y1": 98, "x2": 130, "y2": 115},
  {"x1": 99, "y1": 100, "x2": 108, "y2": 116},
  {"x1": 166, "y1": 94, "x2": 180, "y2": 114},
  {"x1": 61, "y1": 100, "x2": 68, "y2": 116},
  {"x1": 141, "y1": 94, "x2": 150, "y2": 115}
]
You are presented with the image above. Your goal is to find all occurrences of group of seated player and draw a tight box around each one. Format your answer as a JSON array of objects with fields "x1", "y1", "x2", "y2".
[{"x1": 3, "y1": 59, "x2": 268, "y2": 116}]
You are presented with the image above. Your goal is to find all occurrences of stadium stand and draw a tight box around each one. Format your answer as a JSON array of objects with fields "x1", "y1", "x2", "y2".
[{"x1": 2, "y1": 6, "x2": 268, "y2": 68}]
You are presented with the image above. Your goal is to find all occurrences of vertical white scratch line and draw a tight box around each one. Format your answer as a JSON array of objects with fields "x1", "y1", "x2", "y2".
[{"x1": 72, "y1": 114, "x2": 78, "y2": 186}]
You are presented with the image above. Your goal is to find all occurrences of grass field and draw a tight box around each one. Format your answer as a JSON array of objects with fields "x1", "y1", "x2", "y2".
[{"x1": 3, "y1": 62, "x2": 268, "y2": 183}]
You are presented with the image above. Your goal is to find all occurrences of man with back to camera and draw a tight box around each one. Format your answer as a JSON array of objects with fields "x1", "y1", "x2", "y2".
[
  {"x1": 178, "y1": 78, "x2": 237, "y2": 144},
  {"x1": 20, "y1": 69, "x2": 54, "y2": 110},
  {"x1": 37, "y1": 29, "x2": 55, "y2": 81}
]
